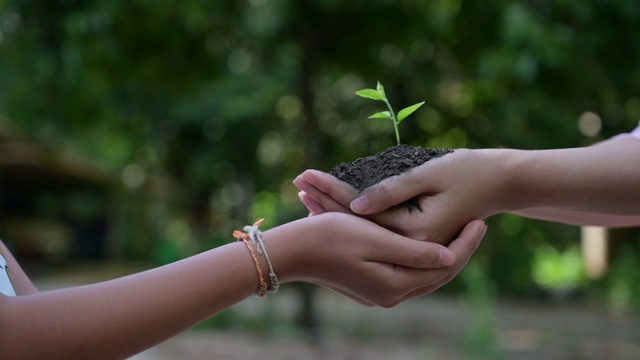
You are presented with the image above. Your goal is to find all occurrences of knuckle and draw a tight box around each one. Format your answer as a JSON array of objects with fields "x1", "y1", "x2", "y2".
[{"x1": 374, "y1": 179, "x2": 394, "y2": 198}]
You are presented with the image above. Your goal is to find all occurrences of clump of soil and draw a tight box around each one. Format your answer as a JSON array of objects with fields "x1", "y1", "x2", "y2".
[{"x1": 329, "y1": 144, "x2": 453, "y2": 210}]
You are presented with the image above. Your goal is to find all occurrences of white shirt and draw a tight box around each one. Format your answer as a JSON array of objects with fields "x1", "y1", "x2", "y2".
[{"x1": 0, "y1": 250, "x2": 17, "y2": 296}]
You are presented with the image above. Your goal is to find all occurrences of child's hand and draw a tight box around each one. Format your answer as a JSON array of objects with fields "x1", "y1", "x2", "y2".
[{"x1": 272, "y1": 213, "x2": 486, "y2": 307}]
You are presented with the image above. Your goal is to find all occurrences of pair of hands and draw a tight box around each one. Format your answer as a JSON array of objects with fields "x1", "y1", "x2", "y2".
[
  {"x1": 295, "y1": 149, "x2": 498, "y2": 245},
  {"x1": 288, "y1": 149, "x2": 497, "y2": 306}
]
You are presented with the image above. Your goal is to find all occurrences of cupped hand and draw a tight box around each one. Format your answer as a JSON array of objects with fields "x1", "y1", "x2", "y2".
[
  {"x1": 294, "y1": 149, "x2": 503, "y2": 246},
  {"x1": 272, "y1": 212, "x2": 486, "y2": 307},
  {"x1": 293, "y1": 169, "x2": 448, "y2": 242}
]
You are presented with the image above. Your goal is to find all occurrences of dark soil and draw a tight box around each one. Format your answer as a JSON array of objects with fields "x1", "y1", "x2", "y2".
[{"x1": 329, "y1": 144, "x2": 453, "y2": 210}]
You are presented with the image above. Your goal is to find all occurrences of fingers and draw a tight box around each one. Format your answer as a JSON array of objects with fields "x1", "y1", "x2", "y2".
[
  {"x1": 298, "y1": 191, "x2": 327, "y2": 215},
  {"x1": 296, "y1": 183, "x2": 351, "y2": 214},
  {"x1": 445, "y1": 220, "x2": 486, "y2": 260},
  {"x1": 400, "y1": 221, "x2": 485, "y2": 300},
  {"x1": 385, "y1": 220, "x2": 486, "y2": 303},
  {"x1": 295, "y1": 170, "x2": 358, "y2": 206},
  {"x1": 305, "y1": 170, "x2": 360, "y2": 205},
  {"x1": 370, "y1": 231, "x2": 457, "y2": 269},
  {"x1": 294, "y1": 170, "x2": 355, "y2": 214}
]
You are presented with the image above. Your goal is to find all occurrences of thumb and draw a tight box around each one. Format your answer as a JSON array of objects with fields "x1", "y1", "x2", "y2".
[{"x1": 350, "y1": 172, "x2": 425, "y2": 214}]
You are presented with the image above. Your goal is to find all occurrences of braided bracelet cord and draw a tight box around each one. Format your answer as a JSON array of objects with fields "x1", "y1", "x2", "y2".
[
  {"x1": 245, "y1": 219, "x2": 280, "y2": 293},
  {"x1": 233, "y1": 219, "x2": 280, "y2": 298},
  {"x1": 233, "y1": 229, "x2": 268, "y2": 299}
]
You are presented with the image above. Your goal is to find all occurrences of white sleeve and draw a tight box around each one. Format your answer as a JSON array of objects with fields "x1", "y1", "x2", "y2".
[
  {"x1": 0, "y1": 251, "x2": 17, "y2": 296},
  {"x1": 611, "y1": 120, "x2": 640, "y2": 140}
]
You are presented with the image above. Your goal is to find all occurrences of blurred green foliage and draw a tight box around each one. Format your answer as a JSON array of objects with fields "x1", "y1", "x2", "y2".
[
  {"x1": 0, "y1": 0, "x2": 639, "y2": 309},
  {"x1": 460, "y1": 259, "x2": 504, "y2": 359}
]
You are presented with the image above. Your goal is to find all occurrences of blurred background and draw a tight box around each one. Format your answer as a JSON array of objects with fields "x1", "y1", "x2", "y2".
[{"x1": 1, "y1": 1, "x2": 639, "y2": 359}]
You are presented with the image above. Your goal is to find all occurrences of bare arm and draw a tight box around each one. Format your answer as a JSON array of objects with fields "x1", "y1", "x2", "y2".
[
  {"x1": 0, "y1": 214, "x2": 486, "y2": 360},
  {"x1": 507, "y1": 138, "x2": 640, "y2": 226},
  {"x1": 501, "y1": 139, "x2": 640, "y2": 217},
  {"x1": 0, "y1": 240, "x2": 266, "y2": 359},
  {"x1": 510, "y1": 208, "x2": 640, "y2": 228}
]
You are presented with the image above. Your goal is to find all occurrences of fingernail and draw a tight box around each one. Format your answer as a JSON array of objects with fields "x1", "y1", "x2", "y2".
[
  {"x1": 350, "y1": 196, "x2": 369, "y2": 213},
  {"x1": 292, "y1": 177, "x2": 307, "y2": 191},
  {"x1": 478, "y1": 222, "x2": 488, "y2": 243},
  {"x1": 439, "y1": 248, "x2": 455, "y2": 266}
]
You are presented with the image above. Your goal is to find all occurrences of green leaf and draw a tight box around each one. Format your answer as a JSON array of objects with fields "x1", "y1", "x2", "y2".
[
  {"x1": 368, "y1": 111, "x2": 391, "y2": 119},
  {"x1": 397, "y1": 101, "x2": 425, "y2": 123},
  {"x1": 355, "y1": 89, "x2": 383, "y2": 101},
  {"x1": 376, "y1": 81, "x2": 387, "y2": 100}
]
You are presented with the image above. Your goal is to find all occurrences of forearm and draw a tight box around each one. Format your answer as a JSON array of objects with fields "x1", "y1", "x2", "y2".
[
  {"x1": 501, "y1": 140, "x2": 640, "y2": 215},
  {"x1": 0, "y1": 241, "x2": 265, "y2": 360},
  {"x1": 511, "y1": 208, "x2": 640, "y2": 227}
]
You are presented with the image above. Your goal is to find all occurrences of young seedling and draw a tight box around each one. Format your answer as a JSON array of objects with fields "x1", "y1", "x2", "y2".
[{"x1": 355, "y1": 81, "x2": 425, "y2": 146}]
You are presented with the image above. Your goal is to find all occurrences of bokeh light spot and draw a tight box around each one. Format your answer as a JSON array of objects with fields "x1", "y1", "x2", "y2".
[{"x1": 577, "y1": 111, "x2": 602, "y2": 137}]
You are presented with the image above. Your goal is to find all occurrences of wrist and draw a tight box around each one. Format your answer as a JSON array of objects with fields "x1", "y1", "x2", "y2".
[
  {"x1": 261, "y1": 216, "x2": 321, "y2": 285},
  {"x1": 498, "y1": 148, "x2": 546, "y2": 213},
  {"x1": 468, "y1": 148, "x2": 522, "y2": 217},
  {"x1": 263, "y1": 213, "x2": 347, "y2": 285}
]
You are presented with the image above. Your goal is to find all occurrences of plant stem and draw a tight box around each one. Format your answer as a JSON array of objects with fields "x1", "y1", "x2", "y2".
[{"x1": 383, "y1": 98, "x2": 400, "y2": 145}]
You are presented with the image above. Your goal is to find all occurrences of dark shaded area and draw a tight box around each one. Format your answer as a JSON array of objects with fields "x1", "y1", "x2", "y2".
[{"x1": 0, "y1": 139, "x2": 110, "y2": 270}]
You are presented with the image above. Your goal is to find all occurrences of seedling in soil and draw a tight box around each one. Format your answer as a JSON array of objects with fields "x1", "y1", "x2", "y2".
[{"x1": 355, "y1": 81, "x2": 425, "y2": 146}]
